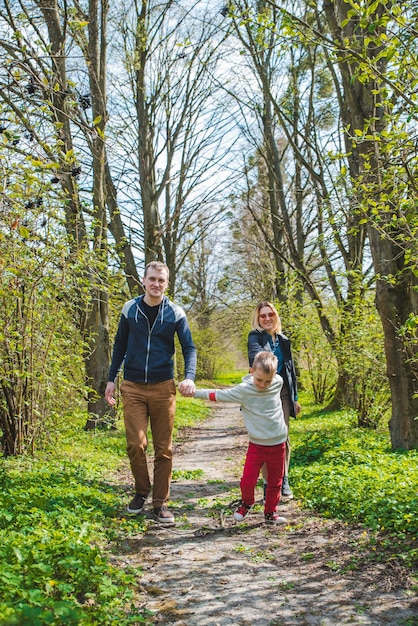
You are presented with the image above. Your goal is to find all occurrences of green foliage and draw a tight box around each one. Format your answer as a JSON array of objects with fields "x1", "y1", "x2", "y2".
[
  {"x1": 188, "y1": 324, "x2": 235, "y2": 381},
  {"x1": 0, "y1": 136, "x2": 131, "y2": 453},
  {"x1": 337, "y1": 293, "x2": 391, "y2": 428},
  {"x1": 291, "y1": 397, "x2": 417, "y2": 566},
  {"x1": 172, "y1": 468, "x2": 204, "y2": 480},
  {"x1": 278, "y1": 281, "x2": 391, "y2": 428},
  {"x1": 296, "y1": 308, "x2": 337, "y2": 405},
  {"x1": 0, "y1": 398, "x2": 209, "y2": 624},
  {"x1": 176, "y1": 314, "x2": 239, "y2": 382},
  {"x1": 0, "y1": 161, "x2": 89, "y2": 455},
  {"x1": 276, "y1": 292, "x2": 338, "y2": 405},
  {"x1": 0, "y1": 432, "x2": 150, "y2": 624}
]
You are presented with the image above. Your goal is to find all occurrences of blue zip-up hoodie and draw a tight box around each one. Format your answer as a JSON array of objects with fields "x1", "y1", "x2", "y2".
[{"x1": 108, "y1": 295, "x2": 196, "y2": 384}]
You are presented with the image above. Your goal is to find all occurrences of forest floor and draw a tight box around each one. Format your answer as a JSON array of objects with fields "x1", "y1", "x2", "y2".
[{"x1": 110, "y1": 403, "x2": 418, "y2": 626}]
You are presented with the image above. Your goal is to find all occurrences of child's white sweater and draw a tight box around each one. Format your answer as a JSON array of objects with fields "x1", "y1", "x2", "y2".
[{"x1": 194, "y1": 374, "x2": 287, "y2": 446}]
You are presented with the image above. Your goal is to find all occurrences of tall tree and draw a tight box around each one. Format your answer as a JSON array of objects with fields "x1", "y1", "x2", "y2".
[
  {"x1": 275, "y1": 0, "x2": 418, "y2": 447},
  {"x1": 0, "y1": 0, "x2": 113, "y2": 430},
  {"x1": 320, "y1": 0, "x2": 418, "y2": 448},
  {"x1": 226, "y1": 0, "x2": 371, "y2": 410},
  {"x1": 111, "y1": 0, "x2": 235, "y2": 293},
  {"x1": 58, "y1": 0, "x2": 113, "y2": 427}
]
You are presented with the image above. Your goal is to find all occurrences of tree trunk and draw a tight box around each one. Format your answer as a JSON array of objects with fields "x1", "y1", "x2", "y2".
[
  {"x1": 105, "y1": 163, "x2": 141, "y2": 296},
  {"x1": 83, "y1": 0, "x2": 112, "y2": 427},
  {"x1": 372, "y1": 245, "x2": 418, "y2": 449},
  {"x1": 84, "y1": 293, "x2": 115, "y2": 430}
]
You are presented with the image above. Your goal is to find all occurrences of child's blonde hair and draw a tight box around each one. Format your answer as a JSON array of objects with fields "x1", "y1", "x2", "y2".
[{"x1": 252, "y1": 351, "x2": 278, "y2": 375}]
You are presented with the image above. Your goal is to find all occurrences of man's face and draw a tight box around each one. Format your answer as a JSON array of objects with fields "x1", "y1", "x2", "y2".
[
  {"x1": 142, "y1": 268, "x2": 169, "y2": 301},
  {"x1": 250, "y1": 366, "x2": 275, "y2": 391}
]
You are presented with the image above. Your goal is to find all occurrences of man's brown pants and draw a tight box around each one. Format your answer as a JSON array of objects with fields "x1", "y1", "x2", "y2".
[{"x1": 121, "y1": 379, "x2": 176, "y2": 508}]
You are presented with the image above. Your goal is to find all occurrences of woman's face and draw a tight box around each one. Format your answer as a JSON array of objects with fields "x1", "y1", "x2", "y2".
[{"x1": 258, "y1": 306, "x2": 276, "y2": 334}]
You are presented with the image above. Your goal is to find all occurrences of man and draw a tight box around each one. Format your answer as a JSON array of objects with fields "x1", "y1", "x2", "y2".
[{"x1": 105, "y1": 261, "x2": 196, "y2": 526}]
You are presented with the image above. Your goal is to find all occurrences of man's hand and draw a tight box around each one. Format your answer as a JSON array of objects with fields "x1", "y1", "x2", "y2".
[
  {"x1": 178, "y1": 378, "x2": 195, "y2": 397},
  {"x1": 295, "y1": 401, "x2": 302, "y2": 415},
  {"x1": 105, "y1": 381, "x2": 116, "y2": 406}
]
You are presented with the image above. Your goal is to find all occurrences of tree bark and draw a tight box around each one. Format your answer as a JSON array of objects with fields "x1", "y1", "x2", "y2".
[
  {"x1": 83, "y1": 0, "x2": 112, "y2": 427},
  {"x1": 372, "y1": 240, "x2": 418, "y2": 449}
]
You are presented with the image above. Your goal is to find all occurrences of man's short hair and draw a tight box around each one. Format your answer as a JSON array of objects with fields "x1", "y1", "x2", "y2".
[
  {"x1": 144, "y1": 261, "x2": 169, "y2": 278},
  {"x1": 252, "y1": 351, "x2": 278, "y2": 375}
]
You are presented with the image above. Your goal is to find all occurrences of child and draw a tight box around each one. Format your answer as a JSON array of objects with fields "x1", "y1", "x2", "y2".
[{"x1": 181, "y1": 351, "x2": 288, "y2": 525}]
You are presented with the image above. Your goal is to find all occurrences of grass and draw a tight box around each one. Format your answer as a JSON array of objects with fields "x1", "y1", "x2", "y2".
[
  {"x1": 0, "y1": 417, "x2": 146, "y2": 625},
  {"x1": 211, "y1": 369, "x2": 248, "y2": 386},
  {"x1": 290, "y1": 393, "x2": 418, "y2": 569},
  {"x1": 0, "y1": 385, "x2": 416, "y2": 624},
  {"x1": 173, "y1": 394, "x2": 208, "y2": 435}
]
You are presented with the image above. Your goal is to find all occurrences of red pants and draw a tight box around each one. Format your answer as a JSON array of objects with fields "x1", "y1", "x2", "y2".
[
  {"x1": 241, "y1": 441, "x2": 286, "y2": 514},
  {"x1": 121, "y1": 379, "x2": 176, "y2": 508}
]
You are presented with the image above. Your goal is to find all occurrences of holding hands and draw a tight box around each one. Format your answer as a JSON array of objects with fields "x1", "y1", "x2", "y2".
[
  {"x1": 106, "y1": 379, "x2": 196, "y2": 402},
  {"x1": 178, "y1": 378, "x2": 196, "y2": 397}
]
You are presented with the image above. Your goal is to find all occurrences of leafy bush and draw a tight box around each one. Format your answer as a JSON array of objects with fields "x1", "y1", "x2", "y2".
[
  {"x1": 177, "y1": 324, "x2": 235, "y2": 381},
  {"x1": 336, "y1": 298, "x2": 390, "y2": 428},
  {"x1": 277, "y1": 296, "x2": 338, "y2": 405},
  {"x1": 0, "y1": 226, "x2": 88, "y2": 455}
]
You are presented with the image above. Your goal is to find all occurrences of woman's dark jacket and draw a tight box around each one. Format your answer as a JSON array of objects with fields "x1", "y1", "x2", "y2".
[{"x1": 247, "y1": 329, "x2": 298, "y2": 417}]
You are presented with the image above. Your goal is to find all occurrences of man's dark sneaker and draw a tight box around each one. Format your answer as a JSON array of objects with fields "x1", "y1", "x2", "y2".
[
  {"x1": 233, "y1": 501, "x2": 251, "y2": 522},
  {"x1": 281, "y1": 475, "x2": 293, "y2": 498},
  {"x1": 127, "y1": 492, "x2": 147, "y2": 515},
  {"x1": 265, "y1": 512, "x2": 287, "y2": 525},
  {"x1": 154, "y1": 505, "x2": 175, "y2": 527}
]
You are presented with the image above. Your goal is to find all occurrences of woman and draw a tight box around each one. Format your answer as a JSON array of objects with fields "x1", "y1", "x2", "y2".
[{"x1": 248, "y1": 301, "x2": 301, "y2": 498}]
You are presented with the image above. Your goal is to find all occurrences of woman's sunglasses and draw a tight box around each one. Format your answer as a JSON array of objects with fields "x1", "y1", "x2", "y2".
[{"x1": 259, "y1": 312, "x2": 275, "y2": 319}]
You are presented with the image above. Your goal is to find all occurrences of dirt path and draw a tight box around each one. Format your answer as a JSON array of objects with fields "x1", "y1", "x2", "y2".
[{"x1": 113, "y1": 404, "x2": 417, "y2": 626}]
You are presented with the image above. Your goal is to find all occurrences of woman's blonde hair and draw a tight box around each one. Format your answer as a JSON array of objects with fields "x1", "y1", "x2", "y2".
[{"x1": 251, "y1": 301, "x2": 282, "y2": 334}]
